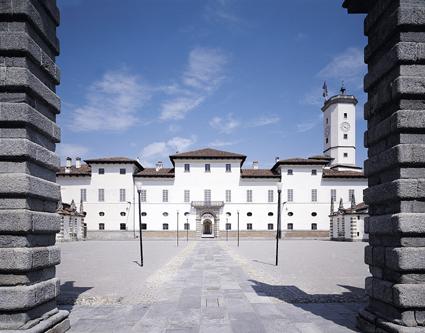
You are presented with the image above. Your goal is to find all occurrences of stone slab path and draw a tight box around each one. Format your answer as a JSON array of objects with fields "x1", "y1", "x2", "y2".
[{"x1": 62, "y1": 241, "x2": 363, "y2": 332}]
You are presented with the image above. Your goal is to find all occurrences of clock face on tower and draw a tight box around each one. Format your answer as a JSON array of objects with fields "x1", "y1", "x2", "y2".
[{"x1": 340, "y1": 122, "x2": 351, "y2": 132}]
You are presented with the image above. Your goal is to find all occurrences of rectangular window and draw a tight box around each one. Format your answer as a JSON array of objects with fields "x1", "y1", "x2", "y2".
[
  {"x1": 326, "y1": 138, "x2": 329, "y2": 144},
  {"x1": 226, "y1": 223, "x2": 231, "y2": 230},
  {"x1": 205, "y1": 164, "x2": 211, "y2": 172},
  {"x1": 120, "y1": 168, "x2": 126, "y2": 175},
  {"x1": 344, "y1": 134, "x2": 348, "y2": 139},
  {"x1": 120, "y1": 223, "x2": 126, "y2": 230},
  {"x1": 184, "y1": 223, "x2": 190, "y2": 230},
  {"x1": 311, "y1": 169, "x2": 317, "y2": 175},
  {"x1": 163, "y1": 223, "x2": 169, "y2": 230},
  {"x1": 204, "y1": 189, "x2": 211, "y2": 202},
  {"x1": 98, "y1": 168, "x2": 105, "y2": 175},
  {"x1": 287, "y1": 189, "x2": 294, "y2": 202},
  {"x1": 184, "y1": 190, "x2": 190, "y2": 203},
  {"x1": 287, "y1": 169, "x2": 293, "y2": 175},
  {"x1": 140, "y1": 189, "x2": 147, "y2": 202},
  {"x1": 99, "y1": 223, "x2": 105, "y2": 230},
  {"x1": 344, "y1": 113, "x2": 348, "y2": 119},
  {"x1": 344, "y1": 153, "x2": 348, "y2": 157},
  {"x1": 162, "y1": 190, "x2": 168, "y2": 203},
  {"x1": 349, "y1": 189, "x2": 355, "y2": 201},
  {"x1": 226, "y1": 164, "x2": 231, "y2": 172},
  {"x1": 287, "y1": 223, "x2": 293, "y2": 230},
  {"x1": 141, "y1": 223, "x2": 147, "y2": 230},
  {"x1": 268, "y1": 190, "x2": 274, "y2": 203},
  {"x1": 225, "y1": 190, "x2": 231, "y2": 203},
  {"x1": 80, "y1": 188, "x2": 87, "y2": 202},
  {"x1": 331, "y1": 189, "x2": 336, "y2": 202},
  {"x1": 98, "y1": 189, "x2": 105, "y2": 202},
  {"x1": 184, "y1": 164, "x2": 190, "y2": 172},
  {"x1": 311, "y1": 223, "x2": 317, "y2": 230},
  {"x1": 119, "y1": 189, "x2": 126, "y2": 202},
  {"x1": 247, "y1": 223, "x2": 253, "y2": 230},
  {"x1": 247, "y1": 190, "x2": 253, "y2": 203},
  {"x1": 268, "y1": 223, "x2": 274, "y2": 230},
  {"x1": 311, "y1": 189, "x2": 317, "y2": 202}
]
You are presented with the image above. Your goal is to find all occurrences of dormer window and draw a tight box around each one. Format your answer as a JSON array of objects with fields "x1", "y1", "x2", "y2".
[
  {"x1": 287, "y1": 169, "x2": 293, "y2": 175},
  {"x1": 99, "y1": 168, "x2": 105, "y2": 175},
  {"x1": 205, "y1": 164, "x2": 211, "y2": 173},
  {"x1": 184, "y1": 164, "x2": 190, "y2": 172},
  {"x1": 226, "y1": 164, "x2": 231, "y2": 172},
  {"x1": 120, "y1": 168, "x2": 126, "y2": 174}
]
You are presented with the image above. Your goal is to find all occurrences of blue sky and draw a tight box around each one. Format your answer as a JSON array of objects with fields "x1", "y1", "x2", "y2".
[{"x1": 56, "y1": 0, "x2": 367, "y2": 168}]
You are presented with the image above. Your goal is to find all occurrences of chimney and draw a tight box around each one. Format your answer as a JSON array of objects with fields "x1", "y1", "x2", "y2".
[
  {"x1": 75, "y1": 157, "x2": 81, "y2": 169},
  {"x1": 252, "y1": 161, "x2": 259, "y2": 170},
  {"x1": 275, "y1": 156, "x2": 280, "y2": 163},
  {"x1": 156, "y1": 161, "x2": 163, "y2": 172},
  {"x1": 65, "y1": 157, "x2": 72, "y2": 173}
]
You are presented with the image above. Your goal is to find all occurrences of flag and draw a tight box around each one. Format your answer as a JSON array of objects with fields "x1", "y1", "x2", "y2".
[{"x1": 322, "y1": 81, "x2": 328, "y2": 99}]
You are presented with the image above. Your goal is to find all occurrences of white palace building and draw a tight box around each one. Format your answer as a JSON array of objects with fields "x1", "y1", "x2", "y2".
[{"x1": 58, "y1": 91, "x2": 367, "y2": 238}]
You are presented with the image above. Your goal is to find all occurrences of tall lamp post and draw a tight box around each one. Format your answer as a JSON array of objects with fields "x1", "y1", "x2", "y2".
[
  {"x1": 276, "y1": 182, "x2": 283, "y2": 266},
  {"x1": 136, "y1": 183, "x2": 144, "y2": 267},
  {"x1": 226, "y1": 217, "x2": 229, "y2": 241},
  {"x1": 237, "y1": 210, "x2": 240, "y2": 247},
  {"x1": 177, "y1": 210, "x2": 179, "y2": 247},
  {"x1": 186, "y1": 217, "x2": 189, "y2": 242}
]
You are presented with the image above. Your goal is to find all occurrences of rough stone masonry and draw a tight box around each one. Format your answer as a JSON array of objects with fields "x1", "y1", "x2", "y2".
[
  {"x1": 0, "y1": 0, "x2": 69, "y2": 332},
  {"x1": 344, "y1": 0, "x2": 425, "y2": 332}
]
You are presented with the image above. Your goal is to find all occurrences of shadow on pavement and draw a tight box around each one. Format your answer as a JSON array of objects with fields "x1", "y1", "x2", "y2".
[
  {"x1": 249, "y1": 280, "x2": 365, "y2": 332},
  {"x1": 57, "y1": 281, "x2": 93, "y2": 311}
]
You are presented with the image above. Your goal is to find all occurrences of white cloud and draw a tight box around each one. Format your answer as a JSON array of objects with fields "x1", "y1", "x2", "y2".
[
  {"x1": 209, "y1": 139, "x2": 240, "y2": 147},
  {"x1": 57, "y1": 143, "x2": 89, "y2": 160},
  {"x1": 296, "y1": 122, "x2": 317, "y2": 133},
  {"x1": 70, "y1": 70, "x2": 149, "y2": 131},
  {"x1": 209, "y1": 113, "x2": 240, "y2": 134},
  {"x1": 204, "y1": 0, "x2": 243, "y2": 25},
  {"x1": 247, "y1": 115, "x2": 280, "y2": 127},
  {"x1": 160, "y1": 47, "x2": 228, "y2": 121},
  {"x1": 318, "y1": 47, "x2": 365, "y2": 87},
  {"x1": 141, "y1": 136, "x2": 196, "y2": 165}
]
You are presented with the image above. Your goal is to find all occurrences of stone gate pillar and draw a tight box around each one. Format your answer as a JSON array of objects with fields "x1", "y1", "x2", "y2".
[
  {"x1": 344, "y1": 0, "x2": 425, "y2": 332},
  {"x1": 0, "y1": 0, "x2": 70, "y2": 332}
]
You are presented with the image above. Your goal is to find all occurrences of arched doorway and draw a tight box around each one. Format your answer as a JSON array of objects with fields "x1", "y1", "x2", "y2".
[{"x1": 203, "y1": 219, "x2": 213, "y2": 235}]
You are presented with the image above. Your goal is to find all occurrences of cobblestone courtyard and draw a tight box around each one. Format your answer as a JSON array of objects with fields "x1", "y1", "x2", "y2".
[{"x1": 58, "y1": 240, "x2": 368, "y2": 332}]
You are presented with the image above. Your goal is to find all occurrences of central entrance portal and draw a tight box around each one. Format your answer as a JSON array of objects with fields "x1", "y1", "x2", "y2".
[{"x1": 203, "y1": 220, "x2": 213, "y2": 236}]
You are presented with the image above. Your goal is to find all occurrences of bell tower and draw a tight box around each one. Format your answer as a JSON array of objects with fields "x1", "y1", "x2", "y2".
[{"x1": 322, "y1": 85, "x2": 358, "y2": 167}]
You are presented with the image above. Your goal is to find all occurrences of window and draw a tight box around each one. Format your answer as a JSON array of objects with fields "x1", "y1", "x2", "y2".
[
  {"x1": 184, "y1": 190, "x2": 190, "y2": 203},
  {"x1": 99, "y1": 168, "x2": 105, "y2": 175},
  {"x1": 288, "y1": 212, "x2": 294, "y2": 216},
  {"x1": 141, "y1": 212, "x2": 147, "y2": 216},
  {"x1": 120, "y1": 223, "x2": 126, "y2": 230},
  {"x1": 225, "y1": 190, "x2": 231, "y2": 203},
  {"x1": 162, "y1": 190, "x2": 168, "y2": 203},
  {"x1": 287, "y1": 169, "x2": 293, "y2": 175},
  {"x1": 268, "y1": 223, "x2": 274, "y2": 230},
  {"x1": 163, "y1": 212, "x2": 169, "y2": 217},
  {"x1": 247, "y1": 212, "x2": 252, "y2": 217},
  {"x1": 141, "y1": 223, "x2": 147, "y2": 230},
  {"x1": 98, "y1": 189, "x2": 105, "y2": 202},
  {"x1": 326, "y1": 118, "x2": 328, "y2": 124},
  {"x1": 268, "y1": 190, "x2": 274, "y2": 203},
  {"x1": 163, "y1": 223, "x2": 169, "y2": 230},
  {"x1": 287, "y1": 223, "x2": 293, "y2": 230},
  {"x1": 99, "y1": 212, "x2": 105, "y2": 216},
  {"x1": 344, "y1": 134, "x2": 348, "y2": 139},
  {"x1": 349, "y1": 189, "x2": 355, "y2": 201},
  {"x1": 247, "y1": 190, "x2": 253, "y2": 203},
  {"x1": 326, "y1": 138, "x2": 329, "y2": 144},
  {"x1": 226, "y1": 223, "x2": 231, "y2": 230},
  {"x1": 344, "y1": 153, "x2": 348, "y2": 158},
  {"x1": 184, "y1": 164, "x2": 190, "y2": 172},
  {"x1": 184, "y1": 223, "x2": 190, "y2": 230},
  {"x1": 331, "y1": 189, "x2": 336, "y2": 202},
  {"x1": 120, "y1": 168, "x2": 126, "y2": 175},
  {"x1": 99, "y1": 223, "x2": 105, "y2": 230},
  {"x1": 287, "y1": 189, "x2": 294, "y2": 202},
  {"x1": 80, "y1": 188, "x2": 87, "y2": 202},
  {"x1": 311, "y1": 223, "x2": 318, "y2": 230},
  {"x1": 119, "y1": 189, "x2": 126, "y2": 202},
  {"x1": 226, "y1": 164, "x2": 231, "y2": 172},
  {"x1": 344, "y1": 113, "x2": 348, "y2": 119},
  {"x1": 268, "y1": 212, "x2": 274, "y2": 216},
  {"x1": 205, "y1": 164, "x2": 211, "y2": 172},
  {"x1": 141, "y1": 189, "x2": 147, "y2": 202},
  {"x1": 311, "y1": 169, "x2": 317, "y2": 176},
  {"x1": 204, "y1": 189, "x2": 211, "y2": 202},
  {"x1": 311, "y1": 189, "x2": 317, "y2": 202},
  {"x1": 120, "y1": 212, "x2": 126, "y2": 217},
  {"x1": 247, "y1": 223, "x2": 253, "y2": 230},
  {"x1": 311, "y1": 212, "x2": 317, "y2": 217}
]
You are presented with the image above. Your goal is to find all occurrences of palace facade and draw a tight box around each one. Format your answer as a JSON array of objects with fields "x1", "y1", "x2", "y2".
[{"x1": 58, "y1": 91, "x2": 367, "y2": 238}]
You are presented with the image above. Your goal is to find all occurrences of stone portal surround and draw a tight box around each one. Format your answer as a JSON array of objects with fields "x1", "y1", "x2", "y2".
[
  {"x1": 0, "y1": 0, "x2": 69, "y2": 332},
  {"x1": 344, "y1": 0, "x2": 425, "y2": 332}
]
